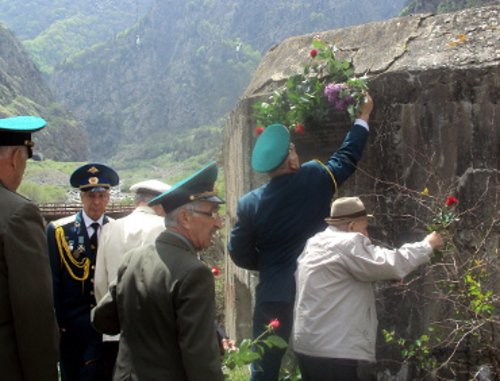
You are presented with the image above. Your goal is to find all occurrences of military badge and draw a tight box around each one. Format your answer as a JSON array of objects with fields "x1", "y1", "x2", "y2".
[{"x1": 73, "y1": 221, "x2": 80, "y2": 234}]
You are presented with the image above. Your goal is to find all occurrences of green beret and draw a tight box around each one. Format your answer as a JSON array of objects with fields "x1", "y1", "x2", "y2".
[
  {"x1": 0, "y1": 116, "x2": 46, "y2": 158},
  {"x1": 70, "y1": 163, "x2": 119, "y2": 192},
  {"x1": 251, "y1": 124, "x2": 290, "y2": 172},
  {"x1": 149, "y1": 161, "x2": 225, "y2": 214}
]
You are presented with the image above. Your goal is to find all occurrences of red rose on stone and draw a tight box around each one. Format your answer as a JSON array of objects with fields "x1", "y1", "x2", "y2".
[
  {"x1": 254, "y1": 127, "x2": 265, "y2": 136},
  {"x1": 268, "y1": 319, "x2": 280, "y2": 329},
  {"x1": 211, "y1": 267, "x2": 220, "y2": 276},
  {"x1": 310, "y1": 49, "x2": 318, "y2": 58},
  {"x1": 295, "y1": 123, "x2": 305, "y2": 135},
  {"x1": 445, "y1": 197, "x2": 458, "y2": 206}
]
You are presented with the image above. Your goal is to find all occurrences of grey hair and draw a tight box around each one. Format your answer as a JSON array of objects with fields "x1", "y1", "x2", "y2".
[
  {"x1": 164, "y1": 200, "x2": 204, "y2": 228},
  {"x1": 134, "y1": 192, "x2": 156, "y2": 205}
]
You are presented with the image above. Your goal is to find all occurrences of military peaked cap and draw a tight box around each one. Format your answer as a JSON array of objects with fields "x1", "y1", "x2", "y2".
[
  {"x1": 70, "y1": 163, "x2": 119, "y2": 192},
  {"x1": 149, "y1": 161, "x2": 224, "y2": 213},
  {"x1": 0, "y1": 116, "x2": 46, "y2": 158}
]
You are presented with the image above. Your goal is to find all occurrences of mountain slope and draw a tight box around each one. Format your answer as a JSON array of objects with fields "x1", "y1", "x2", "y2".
[
  {"x1": 48, "y1": 0, "x2": 405, "y2": 162},
  {"x1": 0, "y1": 25, "x2": 85, "y2": 160},
  {"x1": 0, "y1": 0, "x2": 155, "y2": 75}
]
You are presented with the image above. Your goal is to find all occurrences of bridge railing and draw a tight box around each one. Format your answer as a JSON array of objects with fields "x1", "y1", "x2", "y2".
[{"x1": 38, "y1": 203, "x2": 135, "y2": 221}]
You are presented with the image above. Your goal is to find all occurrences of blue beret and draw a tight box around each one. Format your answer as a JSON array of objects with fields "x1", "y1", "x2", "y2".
[
  {"x1": 251, "y1": 124, "x2": 290, "y2": 172},
  {"x1": 70, "y1": 163, "x2": 119, "y2": 192},
  {"x1": 149, "y1": 161, "x2": 225, "y2": 213},
  {"x1": 0, "y1": 116, "x2": 46, "y2": 158}
]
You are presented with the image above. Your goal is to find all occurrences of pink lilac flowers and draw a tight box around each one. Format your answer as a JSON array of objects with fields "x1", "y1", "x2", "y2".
[{"x1": 324, "y1": 83, "x2": 353, "y2": 111}]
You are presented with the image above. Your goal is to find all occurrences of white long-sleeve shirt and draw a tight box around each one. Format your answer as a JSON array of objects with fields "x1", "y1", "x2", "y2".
[
  {"x1": 293, "y1": 225, "x2": 432, "y2": 362},
  {"x1": 94, "y1": 205, "x2": 165, "y2": 341}
]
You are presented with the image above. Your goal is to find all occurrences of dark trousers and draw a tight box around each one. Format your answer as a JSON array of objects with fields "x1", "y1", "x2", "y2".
[
  {"x1": 295, "y1": 352, "x2": 360, "y2": 381},
  {"x1": 60, "y1": 330, "x2": 115, "y2": 381},
  {"x1": 251, "y1": 301, "x2": 294, "y2": 381},
  {"x1": 100, "y1": 341, "x2": 119, "y2": 380}
]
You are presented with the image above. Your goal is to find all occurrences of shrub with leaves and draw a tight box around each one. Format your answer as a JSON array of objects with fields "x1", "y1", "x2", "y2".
[
  {"x1": 223, "y1": 319, "x2": 288, "y2": 378},
  {"x1": 375, "y1": 183, "x2": 499, "y2": 379}
]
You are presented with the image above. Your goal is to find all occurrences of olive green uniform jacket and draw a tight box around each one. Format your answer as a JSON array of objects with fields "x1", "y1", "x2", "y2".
[
  {"x1": 92, "y1": 230, "x2": 224, "y2": 381},
  {"x1": 0, "y1": 182, "x2": 59, "y2": 381}
]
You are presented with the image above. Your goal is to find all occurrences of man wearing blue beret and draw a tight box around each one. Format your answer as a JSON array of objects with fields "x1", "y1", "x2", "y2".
[
  {"x1": 92, "y1": 162, "x2": 225, "y2": 380},
  {"x1": 0, "y1": 116, "x2": 59, "y2": 381},
  {"x1": 46, "y1": 163, "x2": 119, "y2": 381},
  {"x1": 228, "y1": 95, "x2": 374, "y2": 380}
]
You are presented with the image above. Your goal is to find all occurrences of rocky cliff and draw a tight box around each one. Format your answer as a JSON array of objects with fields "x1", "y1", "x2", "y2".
[
  {"x1": 0, "y1": 25, "x2": 85, "y2": 160},
  {"x1": 223, "y1": 5, "x2": 499, "y2": 378}
]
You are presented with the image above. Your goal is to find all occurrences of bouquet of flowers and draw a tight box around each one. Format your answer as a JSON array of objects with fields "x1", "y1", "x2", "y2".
[{"x1": 253, "y1": 37, "x2": 369, "y2": 135}]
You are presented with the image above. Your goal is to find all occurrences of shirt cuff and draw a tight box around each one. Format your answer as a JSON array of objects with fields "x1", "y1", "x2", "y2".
[{"x1": 354, "y1": 119, "x2": 369, "y2": 131}]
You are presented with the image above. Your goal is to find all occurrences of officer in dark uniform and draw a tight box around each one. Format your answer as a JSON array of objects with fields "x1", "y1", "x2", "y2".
[
  {"x1": 46, "y1": 163, "x2": 119, "y2": 381},
  {"x1": 228, "y1": 95, "x2": 374, "y2": 380}
]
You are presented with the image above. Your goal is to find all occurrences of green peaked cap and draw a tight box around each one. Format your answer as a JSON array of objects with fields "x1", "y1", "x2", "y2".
[
  {"x1": 149, "y1": 161, "x2": 225, "y2": 213},
  {"x1": 251, "y1": 124, "x2": 290, "y2": 172}
]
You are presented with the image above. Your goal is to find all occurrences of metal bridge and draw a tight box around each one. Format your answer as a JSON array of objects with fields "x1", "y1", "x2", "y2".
[{"x1": 38, "y1": 203, "x2": 135, "y2": 222}]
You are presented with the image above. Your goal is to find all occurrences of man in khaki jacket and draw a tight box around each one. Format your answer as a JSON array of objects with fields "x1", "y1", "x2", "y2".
[
  {"x1": 92, "y1": 162, "x2": 225, "y2": 380},
  {"x1": 0, "y1": 116, "x2": 59, "y2": 381}
]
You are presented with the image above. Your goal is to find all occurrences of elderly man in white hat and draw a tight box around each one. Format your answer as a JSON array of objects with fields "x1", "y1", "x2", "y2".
[
  {"x1": 93, "y1": 179, "x2": 171, "y2": 377},
  {"x1": 292, "y1": 197, "x2": 444, "y2": 381}
]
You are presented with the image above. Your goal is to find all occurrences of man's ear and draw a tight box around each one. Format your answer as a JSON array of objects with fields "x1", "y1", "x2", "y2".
[
  {"x1": 10, "y1": 147, "x2": 22, "y2": 169},
  {"x1": 177, "y1": 208, "x2": 191, "y2": 229},
  {"x1": 347, "y1": 221, "x2": 356, "y2": 232},
  {"x1": 289, "y1": 157, "x2": 300, "y2": 171}
]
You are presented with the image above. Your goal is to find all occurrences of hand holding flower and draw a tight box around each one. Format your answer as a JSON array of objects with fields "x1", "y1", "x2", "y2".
[{"x1": 425, "y1": 231, "x2": 444, "y2": 250}]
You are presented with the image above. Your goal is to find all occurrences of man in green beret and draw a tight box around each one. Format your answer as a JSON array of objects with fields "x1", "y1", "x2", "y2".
[
  {"x1": 228, "y1": 95, "x2": 374, "y2": 380},
  {"x1": 0, "y1": 116, "x2": 59, "y2": 380},
  {"x1": 46, "y1": 162, "x2": 119, "y2": 381},
  {"x1": 92, "y1": 162, "x2": 225, "y2": 380}
]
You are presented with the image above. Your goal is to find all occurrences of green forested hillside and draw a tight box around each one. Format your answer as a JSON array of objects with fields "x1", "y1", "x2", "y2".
[
  {"x1": 2, "y1": 0, "x2": 496, "y2": 182},
  {"x1": 0, "y1": 0, "x2": 155, "y2": 75}
]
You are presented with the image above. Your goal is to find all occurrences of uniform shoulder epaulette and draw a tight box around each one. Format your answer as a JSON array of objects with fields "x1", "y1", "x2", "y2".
[{"x1": 53, "y1": 214, "x2": 77, "y2": 228}]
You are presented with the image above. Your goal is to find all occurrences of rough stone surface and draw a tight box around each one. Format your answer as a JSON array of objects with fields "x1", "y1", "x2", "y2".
[{"x1": 223, "y1": 5, "x2": 499, "y2": 378}]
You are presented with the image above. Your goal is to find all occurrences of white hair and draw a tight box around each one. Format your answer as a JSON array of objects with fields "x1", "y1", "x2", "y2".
[{"x1": 164, "y1": 200, "x2": 204, "y2": 228}]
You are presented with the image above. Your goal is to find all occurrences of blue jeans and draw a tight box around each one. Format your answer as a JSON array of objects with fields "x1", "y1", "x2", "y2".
[{"x1": 251, "y1": 301, "x2": 294, "y2": 381}]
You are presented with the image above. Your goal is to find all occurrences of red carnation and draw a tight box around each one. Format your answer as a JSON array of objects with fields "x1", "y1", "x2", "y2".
[
  {"x1": 254, "y1": 127, "x2": 265, "y2": 136},
  {"x1": 445, "y1": 197, "x2": 458, "y2": 206},
  {"x1": 268, "y1": 319, "x2": 280, "y2": 329},
  {"x1": 310, "y1": 49, "x2": 318, "y2": 58},
  {"x1": 295, "y1": 123, "x2": 305, "y2": 135},
  {"x1": 211, "y1": 267, "x2": 220, "y2": 276}
]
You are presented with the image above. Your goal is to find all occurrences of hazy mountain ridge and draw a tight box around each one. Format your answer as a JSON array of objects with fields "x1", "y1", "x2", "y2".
[
  {"x1": 0, "y1": 24, "x2": 84, "y2": 161},
  {"x1": 47, "y1": 0, "x2": 406, "y2": 161},
  {"x1": 1, "y1": 0, "x2": 494, "y2": 164},
  {"x1": 0, "y1": 0, "x2": 155, "y2": 75}
]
